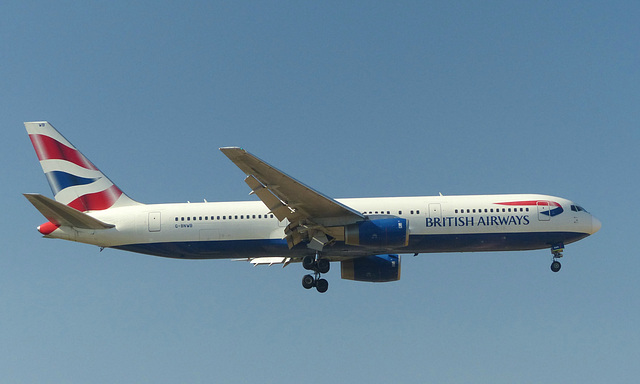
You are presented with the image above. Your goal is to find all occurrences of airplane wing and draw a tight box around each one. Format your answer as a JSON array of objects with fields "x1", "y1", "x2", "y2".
[
  {"x1": 234, "y1": 257, "x2": 293, "y2": 267},
  {"x1": 220, "y1": 147, "x2": 364, "y2": 249}
]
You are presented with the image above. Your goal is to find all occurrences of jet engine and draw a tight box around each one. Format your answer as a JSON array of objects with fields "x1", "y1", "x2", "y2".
[
  {"x1": 344, "y1": 218, "x2": 409, "y2": 247},
  {"x1": 340, "y1": 254, "x2": 401, "y2": 282}
]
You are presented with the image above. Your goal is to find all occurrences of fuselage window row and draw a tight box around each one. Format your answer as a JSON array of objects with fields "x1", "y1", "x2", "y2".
[
  {"x1": 454, "y1": 207, "x2": 530, "y2": 214},
  {"x1": 173, "y1": 207, "x2": 532, "y2": 222},
  {"x1": 174, "y1": 214, "x2": 275, "y2": 222}
]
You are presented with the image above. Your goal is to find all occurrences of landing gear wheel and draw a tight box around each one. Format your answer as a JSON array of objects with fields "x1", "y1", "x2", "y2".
[
  {"x1": 316, "y1": 278, "x2": 328, "y2": 293},
  {"x1": 316, "y1": 258, "x2": 330, "y2": 274},
  {"x1": 550, "y1": 260, "x2": 562, "y2": 273},
  {"x1": 302, "y1": 274, "x2": 315, "y2": 289},
  {"x1": 302, "y1": 255, "x2": 316, "y2": 271},
  {"x1": 301, "y1": 252, "x2": 330, "y2": 292}
]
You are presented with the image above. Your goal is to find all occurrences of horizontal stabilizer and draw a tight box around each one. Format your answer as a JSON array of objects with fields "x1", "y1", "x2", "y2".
[{"x1": 24, "y1": 193, "x2": 115, "y2": 229}]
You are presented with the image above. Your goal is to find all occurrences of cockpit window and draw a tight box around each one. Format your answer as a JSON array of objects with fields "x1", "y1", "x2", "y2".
[{"x1": 571, "y1": 204, "x2": 589, "y2": 213}]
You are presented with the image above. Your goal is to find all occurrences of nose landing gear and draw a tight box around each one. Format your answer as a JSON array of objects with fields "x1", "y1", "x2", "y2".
[
  {"x1": 550, "y1": 244, "x2": 564, "y2": 273},
  {"x1": 301, "y1": 253, "x2": 330, "y2": 293}
]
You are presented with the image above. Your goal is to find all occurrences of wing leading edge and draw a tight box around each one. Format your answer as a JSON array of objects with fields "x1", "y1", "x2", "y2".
[{"x1": 220, "y1": 147, "x2": 364, "y2": 249}]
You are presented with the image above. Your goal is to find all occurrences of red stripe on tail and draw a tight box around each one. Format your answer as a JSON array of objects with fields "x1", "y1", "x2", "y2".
[
  {"x1": 67, "y1": 184, "x2": 123, "y2": 211},
  {"x1": 29, "y1": 134, "x2": 97, "y2": 170}
]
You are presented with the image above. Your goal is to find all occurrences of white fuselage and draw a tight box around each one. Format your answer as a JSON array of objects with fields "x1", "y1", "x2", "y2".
[{"x1": 44, "y1": 193, "x2": 599, "y2": 260}]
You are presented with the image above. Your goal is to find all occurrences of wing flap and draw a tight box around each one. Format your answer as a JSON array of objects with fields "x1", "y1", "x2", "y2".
[
  {"x1": 235, "y1": 257, "x2": 293, "y2": 267},
  {"x1": 24, "y1": 193, "x2": 115, "y2": 229}
]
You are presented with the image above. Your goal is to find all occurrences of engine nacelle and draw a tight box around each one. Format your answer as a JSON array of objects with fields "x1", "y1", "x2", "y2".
[
  {"x1": 344, "y1": 218, "x2": 409, "y2": 247},
  {"x1": 341, "y1": 254, "x2": 401, "y2": 282}
]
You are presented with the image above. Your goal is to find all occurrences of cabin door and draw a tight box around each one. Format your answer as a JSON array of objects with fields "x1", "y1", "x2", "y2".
[
  {"x1": 429, "y1": 203, "x2": 442, "y2": 220},
  {"x1": 149, "y1": 212, "x2": 161, "y2": 232},
  {"x1": 537, "y1": 201, "x2": 550, "y2": 221}
]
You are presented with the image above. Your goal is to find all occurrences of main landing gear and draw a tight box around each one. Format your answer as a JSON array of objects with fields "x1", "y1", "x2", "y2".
[
  {"x1": 301, "y1": 253, "x2": 330, "y2": 293},
  {"x1": 550, "y1": 244, "x2": 564, "y2": 273}
]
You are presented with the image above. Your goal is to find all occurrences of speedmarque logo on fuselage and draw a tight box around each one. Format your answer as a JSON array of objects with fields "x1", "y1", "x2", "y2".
[
  {"x1": 425, "y1": 199, "x2": 564, "y2": 228},
  {"x1": 426, "y1": 215, "x2": 530, "y2": 228}
]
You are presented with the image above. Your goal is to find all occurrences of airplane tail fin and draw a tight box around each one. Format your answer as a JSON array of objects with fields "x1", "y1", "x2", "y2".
[{"x1": 25, "y1": 121, "x2": 141, "y2": 212}]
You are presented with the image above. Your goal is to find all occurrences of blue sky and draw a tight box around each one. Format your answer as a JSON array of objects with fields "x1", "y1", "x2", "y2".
[{"x1": 1, "y1": 1, "x2": 638, "y2": 382}]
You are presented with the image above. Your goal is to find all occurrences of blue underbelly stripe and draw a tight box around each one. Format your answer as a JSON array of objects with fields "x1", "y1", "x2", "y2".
[{"x1": 112, "y1": 231, "x2": 590, "y2": 260}]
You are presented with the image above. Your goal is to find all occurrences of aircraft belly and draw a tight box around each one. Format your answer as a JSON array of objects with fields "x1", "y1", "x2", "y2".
[
  {"x1": 405, "y1": 231, "x2": 591, "y2": 253},
  {"x1": 113, "y1": 238, "x2": 295, "y2": 259},
  {"x1": 111, "y1": 230, "x2": 590, "y2": 260}
]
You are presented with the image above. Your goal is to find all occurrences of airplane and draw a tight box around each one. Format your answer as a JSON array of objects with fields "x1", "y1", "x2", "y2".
[{"x1": 24, "y1": 121, "x2": 601, "y2": 293}]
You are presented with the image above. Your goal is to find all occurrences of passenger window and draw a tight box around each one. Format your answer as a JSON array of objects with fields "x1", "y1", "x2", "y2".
[
  {"x1": 175, "y1": 217, "x2": 178, "y2": 221},
  {"x1": 416, "y1": 210, "x2": 420, "y2": 214}
]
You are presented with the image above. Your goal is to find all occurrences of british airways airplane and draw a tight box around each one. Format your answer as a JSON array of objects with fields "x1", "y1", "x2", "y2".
[{"x1": 24, "y1": 122, "x2": 601, "y2": 293}]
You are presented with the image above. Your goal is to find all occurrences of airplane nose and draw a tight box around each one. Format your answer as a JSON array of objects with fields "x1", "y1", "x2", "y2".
[{"x1": 591, "y1": 216, "x2": 602, "y2": 234}]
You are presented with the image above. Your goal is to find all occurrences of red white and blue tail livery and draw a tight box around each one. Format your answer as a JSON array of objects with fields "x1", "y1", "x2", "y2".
[
  {"x1": 25, "y1": 122, "x2": 139, "y2": 212},
  {"x1": 24, "y1": 121, "x2": 601, "y2": 293}
]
